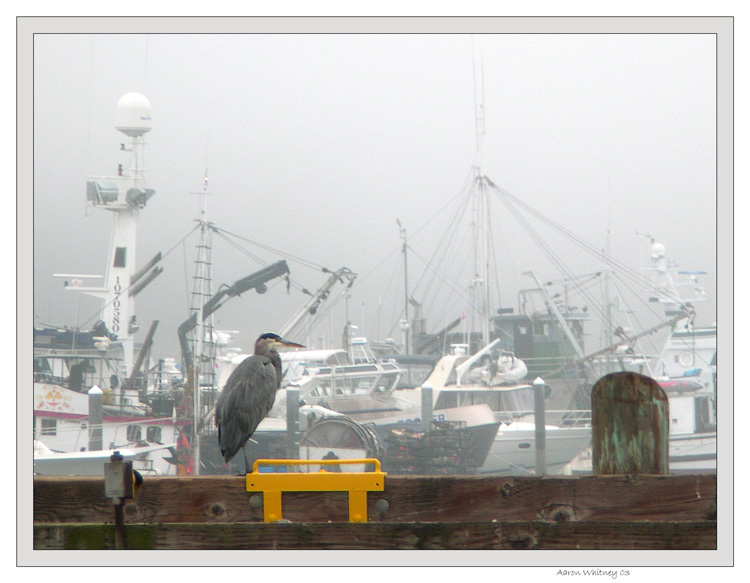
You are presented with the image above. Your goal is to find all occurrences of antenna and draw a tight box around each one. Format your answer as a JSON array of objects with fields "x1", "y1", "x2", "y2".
[
  {"x1": 188, "y1": 160, "x2": 215, "y2": 476},
  {"x1": 471, "y1": 36, "x2": 486, "y2": 162},
  {"x1": 195, "y1": 135, "x2": 211, "y2": 219}
]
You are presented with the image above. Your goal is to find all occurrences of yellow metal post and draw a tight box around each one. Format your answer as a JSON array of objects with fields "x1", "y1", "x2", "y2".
[
  {"x1": 262, "y1": 490, "x2": 282, "y2": 523},
  {"x1": 246, "y1": 458, "x2": 386, "y2": 523},
  {"x1": 348, "y1": 490, "x2": 368, "y2": 523}
]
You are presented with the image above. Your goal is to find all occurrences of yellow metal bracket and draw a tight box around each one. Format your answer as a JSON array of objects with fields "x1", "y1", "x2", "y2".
[{"x1": 246, "y1": 458, "x2": 386, "y2": 523}]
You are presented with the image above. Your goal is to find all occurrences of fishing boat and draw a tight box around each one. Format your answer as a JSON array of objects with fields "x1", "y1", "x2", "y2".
[
  {"x1": 651, "y1": 250, "x2": 716, "y2": 473},
  {"x1": 33, "y1": 93, "x2": 185, "y2": 476},
  {"x1": 562, "y1": 240, "x2": 717, "y2": 475},
  {"x1": 211, "y1": 336, "x2": 503, "y2": 475},
  {"x1": 389, "y1": 339, "x2": 590, "y2": 475},
  {"x1": 565, "y1": 374, "x2": 716, "y2": 475}
]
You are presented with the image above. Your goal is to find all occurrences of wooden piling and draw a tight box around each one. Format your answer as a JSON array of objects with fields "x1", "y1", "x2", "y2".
[
  {"x1": 592, "y1": 372, "x2": 669, "y2": 475},
  {"x1": 421, "y1": 382, "x2": 433, "y2": 431},
  {"x1": 286, "y1": 387, "x2": 300, "y2": 461},
  {"x1": 533, "y1": 377, "x2": 546, "y2": 475},
  {"x1": 87, "y1": 386, "x2": 103, "y2": 451}
]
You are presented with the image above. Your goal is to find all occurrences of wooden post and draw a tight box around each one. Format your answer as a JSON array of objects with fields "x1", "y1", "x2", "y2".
[
  {"x1": 286, "y1": 387, "x2": 300, "y2": 462},
  {"x1": 592, "y1": 372, "x2": 669, "y2": 475},
  {"x1": 533, "y1": 377, "x2": 546, "y2": 475},
  {"x1": 421, "y1": 382, "x2": 433, "y2": 431},
  {"x1": 88, "y1": 386, "x2": 103, "y2": 451}
]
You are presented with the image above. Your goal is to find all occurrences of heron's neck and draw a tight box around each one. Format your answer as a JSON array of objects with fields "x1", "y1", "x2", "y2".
[{"x1": 269, "y1": 351, "x2": 283, "y2": 388}]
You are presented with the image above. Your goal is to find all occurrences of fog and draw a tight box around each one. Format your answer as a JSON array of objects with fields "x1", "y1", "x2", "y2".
[{"x1": 32, "y1": 33, "x2": 717, "y2": 361}]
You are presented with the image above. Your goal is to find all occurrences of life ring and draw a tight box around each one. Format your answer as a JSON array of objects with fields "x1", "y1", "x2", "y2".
[{"x1": 677, "y1": 351, "x2": 694, "y2": 367}]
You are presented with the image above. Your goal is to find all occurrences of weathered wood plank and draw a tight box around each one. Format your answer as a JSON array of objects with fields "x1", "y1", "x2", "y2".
[
  {"x1": 34, "y1": 474, "x2": 716, "y2": 524},
  {"x1": 33, "y1": 521, "x2": 717, "y2": 550}
]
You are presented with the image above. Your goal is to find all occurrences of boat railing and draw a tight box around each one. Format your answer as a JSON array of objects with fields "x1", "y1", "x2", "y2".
[
  {"x1": 558, "y1": 409, "x2": 593, "y2": 427},
  {"x1": 34, "y1": 415, "x2": 172, "y2": 453},
  {"x1": 494, "y1": 408, "x2": 592, "y2": 427},
  {"x1": 515, "y1": 355, "x2": 587, "y2": 378},
  {"x1": 33, "y1": 371, "x2": 68, "y2": 386}
]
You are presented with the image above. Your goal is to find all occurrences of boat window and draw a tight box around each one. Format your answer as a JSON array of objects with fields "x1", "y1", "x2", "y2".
[
  {"x1": 312, "y1": 381, "x2": 331, "y2": 396},
  {"x1": 398, "y1": 364, "x2": 432, "y2": 388},
  {"x1": 376, "y1": 374, "x2": 399, "y2": 394},
  {"x1": 435, "y1": 392, "x2": 458, "y2": 409},
  {"x1": 499, "y1": 388, "x2": 535, "y2": 413},
  {"x1": 533, "y1": 321, "x2": 548, "y2": 336},
  {"x1": 40, "y1": 418, "x2": 56, "y2": 436},
  {"x1": 114, "y1": 247, "x2": 127, "y2": 268},
  {"x1": 127, "y1": 425, "x2": 142, "y2": 443},
  {"x1": 33, "y1": 358, "x2": 50, "y2": 381},
  {"x1": 146, "y1": 426, "x2": 162, "y2": 443},
  {"x1": 695, "y1": 396, "x2": 717, "y2": 433}
]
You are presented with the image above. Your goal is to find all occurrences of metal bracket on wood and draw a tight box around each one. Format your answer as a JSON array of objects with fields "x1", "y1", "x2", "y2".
[
  {"x1": 103, "y1": 451, "x2": 143, "y2": 549},
  {"x1": 246, "y1": 458, "x2": 386, "y2": 523}
]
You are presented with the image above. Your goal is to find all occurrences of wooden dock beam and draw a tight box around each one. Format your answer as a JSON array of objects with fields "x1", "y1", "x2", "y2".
[
  {"x1": 33, "y1": 474, "x2": 716, "y2": 550},
  {"x1": 34, "y1": 520, "x2": 717, "y2": 550}
]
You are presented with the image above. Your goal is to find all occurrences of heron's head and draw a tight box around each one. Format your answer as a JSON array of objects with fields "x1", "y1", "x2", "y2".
[{"x1": 254, "y1": 333, "x2": 305, "y2": 356}]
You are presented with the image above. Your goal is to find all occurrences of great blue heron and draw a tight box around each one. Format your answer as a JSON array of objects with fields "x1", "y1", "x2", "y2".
[{"x1": 215, "y1": 332, "x2": 304, "y2": 473}]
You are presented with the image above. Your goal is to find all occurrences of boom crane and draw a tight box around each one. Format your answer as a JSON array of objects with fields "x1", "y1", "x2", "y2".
[
  {"x1": 278, "y1": 267, "x2": 357, "y2": 340},
  {"x1": 548, "y1": 306, "x2": 694, "y2": 379},
  {"x1": 178, "y1": 260, "x2": 291, "y2": 371}
]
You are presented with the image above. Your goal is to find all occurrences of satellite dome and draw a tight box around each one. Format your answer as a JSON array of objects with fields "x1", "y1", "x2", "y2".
[
  {"x1": 650, "y1": 242, "x2": 666, "y2": 259},
  {"x1": 115, "y1": 92, "x2": 152, "y2": 137}
]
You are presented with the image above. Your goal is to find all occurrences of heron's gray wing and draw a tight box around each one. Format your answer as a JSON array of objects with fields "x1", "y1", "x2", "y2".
[{"x1": 216, "y1": 355, "x2": 278, "y2": 462}]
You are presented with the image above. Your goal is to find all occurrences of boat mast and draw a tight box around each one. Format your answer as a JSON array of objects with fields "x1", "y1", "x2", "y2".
[
  {"x1": 189, "y1": 169, "x2": 214, "y2": 475},
  {"x1": 472, "y1": 36, "x2": 491, "y2": 349},
  {"x1": 397, "y1": 218, "x2": 410, "y2": 354},
  {"x1": 472, "y1": 35, "x2": 486, "y2": 161},
  {"x1": 602, "y1": 216, "x2": 614, "y2": 374}
]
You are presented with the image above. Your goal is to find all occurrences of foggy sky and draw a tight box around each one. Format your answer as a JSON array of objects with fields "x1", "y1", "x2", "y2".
[{"x1": 32, "y1": 33, "x2": 717, "y2": 361}]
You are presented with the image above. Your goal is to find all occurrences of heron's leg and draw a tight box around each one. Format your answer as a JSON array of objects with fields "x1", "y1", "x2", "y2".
[{"x1": 242, "y1": 441, "x2": 252, "y2": 474}]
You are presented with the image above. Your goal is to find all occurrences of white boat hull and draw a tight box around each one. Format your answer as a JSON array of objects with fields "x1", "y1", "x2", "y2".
[
  {"x1": 564, "y1": 431, "x2": 716, "y2": 475},
  {"x1": 33, "y1": 442, "x2": 177, "y2": 476},
  {"x1": 34, "y1": 381, "x2": 183, "y2": 476},
  {"x1": 668, "y1": 432, "x2": 717, "y2": 473},
  {"x1": 480, "y1": 424, "x2": 592, "y2": 475}
]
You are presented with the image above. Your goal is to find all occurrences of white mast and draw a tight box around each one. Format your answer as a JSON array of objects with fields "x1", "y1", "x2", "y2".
[
  {"x1": 397, "y1": 218, "x2": 410, "y2": 354},
  {"x1": 471, "y1": 36, "x2": 491, "y2": 349},
  {"x1": 81, "y1": 93, "x2": 154, "y2": 380}
]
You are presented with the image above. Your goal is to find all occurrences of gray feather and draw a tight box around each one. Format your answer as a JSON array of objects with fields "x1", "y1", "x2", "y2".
[{"x1": 215, "y1": 354, "x2": 278, "y2": 463}]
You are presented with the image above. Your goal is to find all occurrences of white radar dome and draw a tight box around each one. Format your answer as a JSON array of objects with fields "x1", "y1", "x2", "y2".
[
  {"x1": 650, "y1": 242, "x2": 666, "y2": 259},
  {"x1": 115, "y1": 92, "x2": 152, "y2": 137}
]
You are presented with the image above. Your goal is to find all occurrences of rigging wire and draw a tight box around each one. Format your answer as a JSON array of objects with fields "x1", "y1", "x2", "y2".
[
  {"x1": 352, "y1": 168, "x2": 477, "y2": 299},
  {"x1": 489, "y1": 185, "x2": 609, "y2": 326},
  {"x1": 412, "y1": 186, "x2": 473, "y2": 295},
  {"x1": 210, "y1": 227, "x2": 325, "y2": 299},
  {"x1": 487, "y1": 178, "x2": 687, "y2": 308},
  {"x1": 212, "y1": 225, "x2": 325, "y2": 272},
  {"x1": 346, "y1": 171, "x2": 480, "y2": 337}
]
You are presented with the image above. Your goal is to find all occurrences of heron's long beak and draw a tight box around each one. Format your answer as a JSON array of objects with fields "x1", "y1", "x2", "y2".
[{"x1": 276, "y1": 338, "x2": 305, "y2": 349}]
